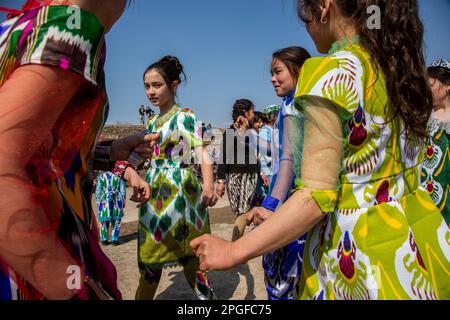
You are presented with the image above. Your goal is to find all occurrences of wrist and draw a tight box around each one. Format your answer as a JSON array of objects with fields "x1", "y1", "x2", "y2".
[
  {"x1": 229, "y1": 238, "x2": 247, "y2": 266},
  {"x1": 203, "y1": 182, "x2": 214, "y2": 191},
  {"x1": 112, "y1": 161, "x2": 135, "y2": 180},
  {"x1": 261, "y1": 196, "x2": 279, "y2": 212}
]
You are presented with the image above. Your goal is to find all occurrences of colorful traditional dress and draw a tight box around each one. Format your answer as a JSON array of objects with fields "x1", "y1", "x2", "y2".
[
  {"x1": 0, "y1": 4, "x2": 121, "y2": 300},
  {"x1": 294, "y1": 39, "x2": 450, "y2": 300},
  {"x1": 254, "y1": 124, "x2": 273, "y2": 204},
  {"x1": 260, "y1": 94, "x2": 306, "y2": 300},
  {"x1": 421, "y1": 113, "x2": 450, "y2": 225},
  {"x1": 95, "y1": 171, "x2": 127, "y2": 243},
  {"x1": 137, "y1": 104, "x2": 214, "y2": 300}
]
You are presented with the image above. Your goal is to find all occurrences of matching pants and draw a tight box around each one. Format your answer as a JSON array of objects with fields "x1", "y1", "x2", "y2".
[{"x1": 100, "y1": 218, "x2": 122, "y2": 242}]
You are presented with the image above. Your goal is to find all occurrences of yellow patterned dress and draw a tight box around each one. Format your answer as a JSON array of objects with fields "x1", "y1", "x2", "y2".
[{"x1": 294, "y1": 40, "x2": 450, "y2": 300}]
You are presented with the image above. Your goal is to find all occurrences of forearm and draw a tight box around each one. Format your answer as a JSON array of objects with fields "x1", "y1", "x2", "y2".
[
  {"x1": 231, "y1": 189, "x2": 324, "y2": 264},
  {"x1": 0, "y1": 65, "x2": 86, "y2": 299},
  {"x1": 0, "y1": 164, "x2": 83, "y2": 299},
  {"x1": 198, "y1": 147, "x2": 214, "y2": 189},
  {"x1": 92, "y1": 141, "x2": 114, "y2": 171}
]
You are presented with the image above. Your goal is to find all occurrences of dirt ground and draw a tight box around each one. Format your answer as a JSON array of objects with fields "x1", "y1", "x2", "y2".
[{"x1": 101, "y1": 206, "x2": 267, "y2": 300}]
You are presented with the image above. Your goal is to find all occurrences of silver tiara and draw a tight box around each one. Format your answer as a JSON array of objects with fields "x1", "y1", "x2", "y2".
[{"x1": 430, "y1": 59, "x2": 450, "y2": 70}]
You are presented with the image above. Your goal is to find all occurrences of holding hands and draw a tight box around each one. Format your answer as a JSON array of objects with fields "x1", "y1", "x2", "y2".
[
  {"x1": 190, "y1": 234, "x2": 237, "y2": 271},
  {"x1": 199, "y1": 185, "x2": 219, "y2": 211},
  {"x1": 246, "y1": 207, "x2": 273, "y2": 226},
  {"x1": 215, "y1": 181, "x2": 226, "y2": 198}
]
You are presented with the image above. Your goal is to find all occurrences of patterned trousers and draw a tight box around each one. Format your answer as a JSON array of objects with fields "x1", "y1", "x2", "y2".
[{"x1": 100, "y1": 218, "x2": 122, "y2": 242}]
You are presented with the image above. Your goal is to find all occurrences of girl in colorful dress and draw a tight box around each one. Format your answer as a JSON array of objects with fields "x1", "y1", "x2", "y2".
[
  {"x1": 422, "y1": 59, "x2": 450, "y2": 225},
  {"x1": 249, "y1": 47, "x2": 311, "y2": 300},
  {"x1": 0, "y1": 0, "x2": 155, "y2": 300},
  {"x1": 257, "y1": 104, "x2": 279, "y2": 197},
  {"x1": 136, "y1": 56, "x2": 218, "y2": 300},
  {"x1": 192, "y1": 0, "x2": 450, "y2": 300},
  {"x1": 95, "y1": 169, "x2": 127, "y2": 246}
]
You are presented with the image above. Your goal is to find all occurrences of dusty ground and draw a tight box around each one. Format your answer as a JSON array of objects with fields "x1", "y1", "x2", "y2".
[{"x1": 100, "y1": 196, "x2": 267, "y2": 300}]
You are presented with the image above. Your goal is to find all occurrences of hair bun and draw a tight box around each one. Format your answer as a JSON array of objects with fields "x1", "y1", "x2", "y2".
[{"x1": 159, "y1": 55, "x2": 183, "y2": 76}]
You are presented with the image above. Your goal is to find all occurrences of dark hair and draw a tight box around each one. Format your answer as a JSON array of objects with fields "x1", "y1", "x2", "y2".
[
  {"x1": 297, "y1": 0, "x2": 433, "y2": 141},
  {"x1": 232, "y1": 99, "x2": 254, "y2": 122},
  {"x1": 272, "y1": 46, "x2": 311, "y2": 81},
  {"x1": 254, "y1": 111, "x2": 267, "y2": 124},
  {"x1": 143, "y1": 55, "x2": 186, "y2": 93},
  {"x1": 428, "y1": 66, "x2": 450, "y2": 86}
]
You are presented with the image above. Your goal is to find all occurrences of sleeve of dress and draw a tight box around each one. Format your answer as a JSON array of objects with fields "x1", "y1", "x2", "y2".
[
  {"x1": 261, "y1": 114, "x2": 302, "y2": 211},
  {"x1": 92, "y1": 140, "x2": 115, "y2": 171},
  {"x1": 177, "y1": 109, "x2": 203, "y2": 148},
  {"x1": 291, "y1": 56, "x2": 359, "y2": 212},
  {"x1": 176, "y1": 109, "x2": 203, "y2": 164}
]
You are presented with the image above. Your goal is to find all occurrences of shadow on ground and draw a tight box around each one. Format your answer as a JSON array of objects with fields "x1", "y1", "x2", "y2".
[{"x1": 154, "y1": 263, "x2": 256, "y2": 300}]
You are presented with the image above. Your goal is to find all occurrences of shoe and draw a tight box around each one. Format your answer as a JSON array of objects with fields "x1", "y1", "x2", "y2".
[
  {"x1": 111, "y1": 240, "x2": 120, "y2": 246},
  {"x1": 101, "y1": 240, "x2": 110, "y2": 246}
]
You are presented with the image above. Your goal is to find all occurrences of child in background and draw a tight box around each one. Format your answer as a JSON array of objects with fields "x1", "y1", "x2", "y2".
[
  {"x1": 95, "y1": 168, "x2": 127, "y2": 246},
  {"x1": 254, "y1": 105, "x2": 279, "y2": 206}
]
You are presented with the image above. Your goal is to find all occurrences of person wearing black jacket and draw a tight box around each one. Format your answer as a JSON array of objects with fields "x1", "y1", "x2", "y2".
[{"x1": 216, "y1": 99, "x2": 260, "y2": 240}]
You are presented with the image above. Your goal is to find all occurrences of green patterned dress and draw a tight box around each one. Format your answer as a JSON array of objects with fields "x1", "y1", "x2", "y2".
[
  {"x1": 421, "y1": 114, "x2": 450, "y2": 225},
  {"x1": 293, "y1": 40, "x2": 450, "y2": 300},
  {"x1": 138, "y1": 105, "x2": 211, "y2": 270}
]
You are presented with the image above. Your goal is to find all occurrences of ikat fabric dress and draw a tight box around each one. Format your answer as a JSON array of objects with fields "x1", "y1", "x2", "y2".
[
  {"x1": 138, "y1": 105, "x2": 211, "y2": 271},
  {"x1": 294, "y1": 41, "x2": 450, "y2": 300},
  {"x1": 0, "y1": 5, "x2": 121, "y2": 299},
  {"x1": 421, "y1": 114, "x2": 450, "y2": 225}
]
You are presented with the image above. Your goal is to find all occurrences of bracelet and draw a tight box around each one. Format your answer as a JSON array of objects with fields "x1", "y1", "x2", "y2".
[{"x1": 111, "y1": 161, "x2": 132, "y2": 179}]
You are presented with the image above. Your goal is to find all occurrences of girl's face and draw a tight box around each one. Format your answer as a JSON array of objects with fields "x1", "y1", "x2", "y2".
[
  {"x1": 245, "y1": 106, "x2": 255, "y2": 123},
  {"x1": 429, "y1": 77, "x2": 450, "y2": 108},
  {"x1": 271, "y1": 59, "x2": 296, "y2": 98},
  {"x1": 144, "y1": 69, "x2": 176, "y2": 109},
  {"x1": 253, "y1": 119, "x2": 264, "y2": 132}
]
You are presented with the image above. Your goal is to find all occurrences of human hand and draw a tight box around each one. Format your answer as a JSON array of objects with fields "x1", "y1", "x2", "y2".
[
  {"x1": 124, "y1": 167, "x2": 150, "y2": 208},
  {"x1": 233, "y1": 116, "x2": 249, "y2": 131},
  {"x1": 215, "y1": 181, "x2": 226, "y2": 198},
  {"x1": 245, "y1": 207, "x2": 273, "y2": 226},
  {"x1": 199, "y1": 186, "x2": 219, "y2": 211},
  {"x1": 190, "y1": 234, "x2": 237, "y2": 271},
  {"x1": 261, "y1": 174, "x2": 270, "y2": 187},
  {"x1": 110, "y1": 132, "x2": 160, "y2": 165}
]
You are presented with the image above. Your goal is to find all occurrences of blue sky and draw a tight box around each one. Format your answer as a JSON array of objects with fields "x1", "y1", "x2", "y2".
[{"x1": 2, "y1": 0, "x2": 450, "y2": 127}]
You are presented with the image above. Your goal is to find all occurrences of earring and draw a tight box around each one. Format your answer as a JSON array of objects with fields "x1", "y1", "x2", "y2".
[{"x1": 321, "y1": 16, "x2": 328, "y2": 24}]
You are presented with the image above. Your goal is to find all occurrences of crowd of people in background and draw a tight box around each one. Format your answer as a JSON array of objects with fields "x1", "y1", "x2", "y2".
[{"x1": 0, "y1": 0, "x2": 448, "y2": 301}]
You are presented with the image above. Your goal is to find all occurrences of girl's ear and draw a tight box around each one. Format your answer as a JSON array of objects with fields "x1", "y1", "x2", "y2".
[
  {"x1": 171, "y1": 80, "x2": 179, "y2": 92},
  {"x1": 320, "y1": 0, "x2": 332, "y2": 21}
]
